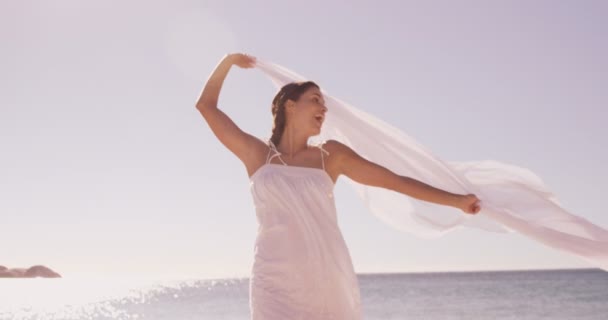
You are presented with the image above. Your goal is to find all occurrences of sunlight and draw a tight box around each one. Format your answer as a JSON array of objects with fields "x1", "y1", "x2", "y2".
[
  {"x1": 164, "y1": 9, "x2": 238, "y2": 81},
  {"x1": 0, "y1": 274, "x2": 199, "y2": 317}
]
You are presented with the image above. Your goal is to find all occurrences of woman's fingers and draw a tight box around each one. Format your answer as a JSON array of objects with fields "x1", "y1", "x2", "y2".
[
  {"x1": 229, "y1": 53, "x2": 257, "y2": 68},
  {"x1": 462, "y1": 195, "x2": 481, "y2": 215},
  {"x1": 246, "y1": 55, "x2": 257, "y2": 68},
  {"x1": 471, "y1": 200, "x2": 481, "y2": 214}
]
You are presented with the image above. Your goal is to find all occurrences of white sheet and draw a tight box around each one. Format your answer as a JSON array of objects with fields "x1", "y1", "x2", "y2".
[{"x1": 255, "y1": 59, "x2": 608, "y2": 272}]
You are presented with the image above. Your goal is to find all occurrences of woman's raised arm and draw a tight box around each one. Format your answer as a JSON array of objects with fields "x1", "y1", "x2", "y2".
[{"x1": 195, "y1": 54, "x2": 263, "y2": 165}]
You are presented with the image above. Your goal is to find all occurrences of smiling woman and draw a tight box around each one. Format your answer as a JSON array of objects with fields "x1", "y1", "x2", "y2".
[
  {"x1": 194, "y1": 53, "x2": 482, "y2": 319},
  {"x1": 268, "y1": 81, "x2": 326, "y2": 150}
]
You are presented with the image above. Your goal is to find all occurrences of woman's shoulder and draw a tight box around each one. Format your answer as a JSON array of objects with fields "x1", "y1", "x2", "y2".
[
  {"x1": 326, "y1": 140, "x2": 367, "y2": 164},
  {"x1": 319, "y1": 139, "x2": 349, "y2": 149},
  {"x1": 315, "y1": 139, "x2": 352, "y2": 158}
]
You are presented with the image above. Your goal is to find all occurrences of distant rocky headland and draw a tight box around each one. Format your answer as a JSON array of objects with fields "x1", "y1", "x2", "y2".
[{"x1": 0, "y1": 265, "x2": 61, "y2": 278}]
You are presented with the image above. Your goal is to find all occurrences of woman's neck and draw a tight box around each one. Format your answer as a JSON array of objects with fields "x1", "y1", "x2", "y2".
[{"x1": 277, "y1": 127, "x2": 309, "y2": 159}]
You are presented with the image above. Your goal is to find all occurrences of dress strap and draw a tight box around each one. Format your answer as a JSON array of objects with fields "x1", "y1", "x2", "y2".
[
  {"x1": 267, "y1": 140, "x2": 288, "y2": 165},
  {"x1": 264, "y1": 144, "x2": 273, "y2": 164},
  {"x1": 318, "y1": 140, "x2": 330, "y2": 171},
  {"x1": 267, "y1": 139, "x2": 329, "y2": 168}
]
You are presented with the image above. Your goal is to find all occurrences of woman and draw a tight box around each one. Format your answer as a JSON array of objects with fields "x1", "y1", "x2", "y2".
[{"x1": 196, "y1": 53, "x2": 481, "y2": 319}]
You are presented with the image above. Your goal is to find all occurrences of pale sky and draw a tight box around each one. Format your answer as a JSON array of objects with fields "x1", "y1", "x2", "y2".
[{"x1": 1, "y1": 0, "x2": 607, "y2": 279}]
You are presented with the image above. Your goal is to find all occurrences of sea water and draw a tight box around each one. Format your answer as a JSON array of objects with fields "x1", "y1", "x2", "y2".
[{"x1": 1, "y1": 269, "x2": 606, "y2": 320}]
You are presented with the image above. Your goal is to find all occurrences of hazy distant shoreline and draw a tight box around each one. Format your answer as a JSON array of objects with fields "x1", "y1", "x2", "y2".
[{"x1": 0, "y1": 265, "x2": 61, "y2": 278}]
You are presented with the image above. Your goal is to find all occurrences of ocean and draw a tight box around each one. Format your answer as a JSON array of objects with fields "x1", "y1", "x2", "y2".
[{"x1": 1, "y1": 269, "x2": 606, "y2": 319}]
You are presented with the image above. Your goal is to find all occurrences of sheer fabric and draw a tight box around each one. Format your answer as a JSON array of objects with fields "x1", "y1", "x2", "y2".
[{"x1": 254, "y1": 59, "x2": 608, "y2": 271}]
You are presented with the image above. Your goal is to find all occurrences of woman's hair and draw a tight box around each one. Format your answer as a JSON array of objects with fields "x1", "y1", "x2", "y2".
[{"x1": 270, "y1": 81, "x2": 320, "y2": 147}]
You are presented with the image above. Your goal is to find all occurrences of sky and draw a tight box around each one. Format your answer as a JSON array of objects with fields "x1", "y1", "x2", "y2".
[{"x1": 1, "y1": 0, "x2": 607, "y2": 279}]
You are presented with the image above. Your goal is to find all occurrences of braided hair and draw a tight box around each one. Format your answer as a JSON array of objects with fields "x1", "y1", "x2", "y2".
[{"x1": 270, "y1": 81, "x2": 320, "y2": 147}]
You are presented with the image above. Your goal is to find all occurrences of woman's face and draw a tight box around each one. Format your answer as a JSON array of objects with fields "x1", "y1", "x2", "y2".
[{"x1": 288, "y1": 87, "x2": 328, "y2": 136}]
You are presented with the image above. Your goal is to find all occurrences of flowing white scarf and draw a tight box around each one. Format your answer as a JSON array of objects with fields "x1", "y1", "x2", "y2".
[{"x1": 254, "y1": 59, "x2": 608, "y2": 272}]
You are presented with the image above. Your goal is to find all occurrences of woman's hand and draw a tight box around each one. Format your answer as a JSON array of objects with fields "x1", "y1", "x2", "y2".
[
  {"x1": 197, "y1": 53, "x2": 255, "y2": 109},
  {"x1": 226, "y1": 53, "x2": 256, "y2": 69},
  {"x1": 457, "y1": 194, "x2": 481, "y2": 215}
]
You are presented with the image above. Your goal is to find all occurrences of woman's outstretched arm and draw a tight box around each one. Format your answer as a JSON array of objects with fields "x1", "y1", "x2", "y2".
[
  {"x1": 326, "y1": 140, "x2": 481, "y2": 214},
  {"x1": 195, "y1": 54, "x2": 262, "y2": 164}
]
